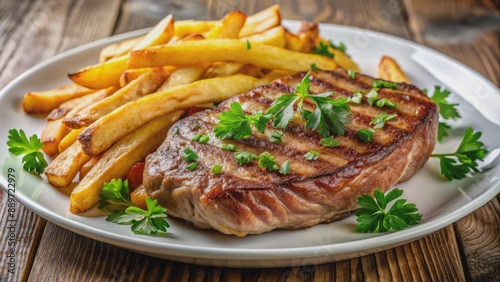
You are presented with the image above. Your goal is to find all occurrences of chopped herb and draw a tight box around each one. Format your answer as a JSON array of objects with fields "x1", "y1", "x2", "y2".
[
  {"x1": 265, "y1": 71, "x2": 351, "y2": 137},
  {"x1": 193, "y1": 124, "x2": 200, "y2": 130},
  {"x1": 330, "y1": 40, "x2": 348, "y2": 54},
  {"x1": 375, "y1": 98, "x2": 397, "y2": 108},
  {"x1": 431, "y1": 127, "x2": 487, "y2": 180},
  {"x1": 320, "y1": 136, "x2": 340, "y2": 147},
  {"x1": 234, "y1": 151, "x2": 258, "y2": 165},
  {"x1": 430, "y1": 86, "x2": 460, "y2": 120},
  {"x1": 304, "y1": 150, "x2": 319, "y2": 161},
  {"x1": 358, "y1": 128, "x2": 375, "y2": 142},
  {"x1": 279, "y1": 160, "x2": 291, "y2": 175},
  {"x1": 258, "y1": 152, "x2": 279, "y2": 171},
  {"x1": 347, "y1": 91, "x2": 363, "y2": 104},
  {"x1": 366, "y1": 88, "x2": 379, "y2": 106},
  {"x1": 221, "y1": 144, "x2": 236, "y2": 151},
  {"x1": 182, "y1": 148, "x2": 198, "y2": 162},
  {"x1": 186, "y1": 162, "x2": 197, "y2": 171},
  {"x1": 348, "y1": 69, "x2": 356, "y2": 79},
  {"x1": 356, "y1": 188, "x2": 422, "y2": 233},
  {"x1": 313, "y1": 41, "x2": 334, "y2": 58},
  {"x1": 214, "y1": 102, "x2": 271, "y2": 140},
  {"x1": 269, "y1": 130, "x2": 284, "y2": 143},
  {"x1": 98, "y1": 178, "x2": 134, "y2": 209},
  {"x1": 7, "y1": 129, "x2": 48, "y2": 174},
  {"x1": 311, "y1": 63, "x2": 321, "y2": 70},
  {"x1": 198, "y1": 135, "x2": 210, "y2": 144},
  {"x1": 172, "y1": 127, "x2": 180, "y2": 134},
  {"x1": 245, "y1": 39, "x2": 251, "y2": 50},
  {"x1": 437, "y1": 122, "x2": 451, "y2": 142},
  {"x1": 371, "y1": 113, "x2": 397, "y2": 129},
  {"x1": 191, "y1": 133, "x2": 202, "y2": 141},
  {"x1": 372, "y1": 80, "x2": 398, "y2": 89},
  {"x1": 212, "y1": 164, "x2": 222, "y2": 174}
]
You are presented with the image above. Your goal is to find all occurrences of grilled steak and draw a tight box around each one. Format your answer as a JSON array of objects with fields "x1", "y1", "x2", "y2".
[{"x1": 143, "y1": 70, "x2": 438, "y2": 237}]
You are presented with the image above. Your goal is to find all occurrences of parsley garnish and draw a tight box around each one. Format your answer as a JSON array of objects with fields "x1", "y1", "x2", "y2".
[
  {"x1": 7, "y1": 129, "x2": 48, "y2": 174},
  {"x1": 313, "y1": 41, "x2": 334, "y2": 58},
  {"x1": 99, "y1": 179, "x2": 169, "y2": 235},
  {"x1": 269, "y1": 130, "x2": 284, "y2": 143},
  {"x1": 330, "y1": 41, "x2": 347, "y2": 54},
  {"x1": 192, "y1": 134, "x2": 209, "y2": 144},
  {"x1": 221, "y1": 144, "x2": 236, "y2": 151},
  {"x1": 258, "y1": 152, "x2": 279, "y2": 171},
  {"x1": 375, "y1": 98, "x2": 397, "y2": 108},
  {"x1": 372, "y1": 80, "x2": 398, "y2": 89},
  {"x1": 311, "y1": 63, "x2": 321, "y2": 70},
  {"x1": 365, "y1": 88, "x2": 379, "y2": 106},
  {"x1": 279, "y1": 160, "x2": 291, "y2": 175},
  {"x1": 371, "y1": 113, "x2": 397, "y2": 129},
  {"x1": 430, "y1": 86, "x2": 460, "y2": 120},
  {"x1": 431, "y1": 127, "x2": 487, "y2": 180},
  {"x1": 212, "y1": 164, "x2": 222, "y2": 174},
  {"x1": 214, "y1": 102, "x2": 271, "y2": 140},
  {"x1": 182, "y1": 148, "x2": 198, "y2": 162},
  {"x1": 347, "y1": 91, "x2": 363, "y2": 104},
  {"x1": 356, "y1": 188, "x2": 422, "y2": 233},
  {"x1": 358, "y1": 128, "x2": 374, "y2": 142},
  {"x1": 245, "y1": 39, "x2": 251, "y2": 50},
  {"x1": 304, "y1": 150, "x2": 319, "y2": 161},
  {"x1": 186, "y1": 163, "x2": 197, "y2": 171},
  {"x1": 348, "y1": 69, "x2": 356, "y2": 79},
  {"x1": 234, "y1": 151, "x2": 257, "y2": 165},
  {"x1": 320, "y1": 136, "x2": 340, "y2": 147},
  {"x1": 265, "y1": 72, "x2": 351, "y2": 137},
  {"x1": 437, "y1": 122, "x2": 451, "y2": 142}
]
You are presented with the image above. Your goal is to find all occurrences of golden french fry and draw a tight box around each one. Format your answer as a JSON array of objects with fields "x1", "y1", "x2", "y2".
[
  {"x1": 206, "y1": 11, "x2": 247, "y2": 39},
  {"x1": 64, "y1": 69, "x2": 168, "y2": 129},
  {"x1": 174, "y1": 20, "x2": 217, "y2": 38},
  {"x1": 238, "y1": 64, "x2": 266, "y2": 78},
  {"x1": 119, "y1": 66, "x2": 176, "y2": 87},
  {"x1": 58, "y1": 127, "x2": 84, "y2": 153},
  {"x1": 70, "y1": 111, "x2": 182, "y2": 213},
  {"x1": 257, "y1": 70, "x2": 296, "y2": 85},
  {"x1": 23, "y1": 84, "x2": 94, "y2": 114},
  {"x1": 239, "y1": 5, "x2": 281, "y2": 37},
  {"x1": 69, "y1": 15, "x2": 175, "y2": 89},
  {"x1": 41, "y1": 119, "x2": 70, "y2": 156},
  {"x1": 158, "y1": 63, "x2": 210, "y2": 90},
  {"x1": 99, "y1": 36, "x2": 143, "y2": 62},
  {"x1": 378, "y1": 55, "x2": 410, "y2": 83},
  {"x1": 204, "y1": 62, "x2": 244, "y2": 79},
  {"x1": 129, "y1": 39, "x2": 337, "y2": 71},
  {"x1": 79, "y1": 74, "x2": 259, "y2": 156},
  {"x1": 316, "y1": 37, "x2": 359, "y2": 72},
  {"x1": 242, "y1": 26, "x2": 286, "y2": 47},
  {"x1": 45, "y1": 142, "x2": 91, "y2": 187},
  {"x1": 80, "y1": 156, "x2": 100, "y2": 181},
  {"x1": 285, "y1": 22, "x2": 319, "y2": 53}
]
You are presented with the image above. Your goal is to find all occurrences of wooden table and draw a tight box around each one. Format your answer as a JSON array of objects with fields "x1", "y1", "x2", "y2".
[{"x1": 1, "y1": 0, "x2": 498, "y2": 280}]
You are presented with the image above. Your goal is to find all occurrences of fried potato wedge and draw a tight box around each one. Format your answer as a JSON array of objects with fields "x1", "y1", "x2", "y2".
[
  {"x1": 242, "y1": 25, "x2": 286, "y2": 47},
  {"x1": 99, "y1": 36, "x2": 143, "y2": 62},
  {"x1": 204, "y1": 62, "x2": 244, "y2": 79},
  {"x1": 64, "y1": 69, "x2": 168, "y2": 129},
  {"x1": 69, "y1": 15, "x2": 175, "y2": 89},
  {"x1": 58, "y1": 127, "x2": 84, "y2": 153},
  {"x1": 70, "y1": 111, "x2": 182, "y2": 213},
  {"x1": 316, "y1": 37, "x2": 359, "y2": 72},
  {"x1": 285, "y1": 22, "x2": 319, "y2": 52},
  {"x1": 174, "y1": 20, "x2": 217, "y2": 38},
  {"x1": 158, "y1": 63, "x2": 210, "y2": 90},
  {"x1": 23, "y1": 84, "x2": 94, "y2": 114},
  {"x1": 239, "y1": 5, "x2": 281, "y2": 37},
  {"x1": 79, "y1": 74, "x2": 259, "y2": 156},
  {"x1": 41, "y1": 119, "x2": 71, "y2": 156},
  {"x1": 206, "y1": 10, "x2": 246, "y2": 39},
  {"x1": 80, "y1": 156, "x2": 100, "y2": 181},
  {"x1": 129, "y1": 39, "x2": 337, "y2": 71},
  {"x1": 45, "y1": 141, "x2": 91, "y2": 188},
  {"x1": 120, "y1": 66, "x2": 176, "y2": 87},
  {"x1": 378, "y1": 55, "x2": 410, "y2": 83}
]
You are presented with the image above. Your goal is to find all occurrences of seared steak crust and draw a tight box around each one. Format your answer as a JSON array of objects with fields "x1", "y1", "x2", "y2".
[{"x1": 143, "y1": 70, "x2": 438, "y2": 236}]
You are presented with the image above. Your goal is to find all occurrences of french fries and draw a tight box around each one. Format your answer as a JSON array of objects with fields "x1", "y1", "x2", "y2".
[
  {"x1": 70, "y1": 111, "x2": 182, "y2": 213},
  {"x1": 45, "y1": 141, "x2": 91, "y2": 187},
  {"x1": 378, "y1": 55, "x2": 410, "y2": 83},
  {"x1": 239, "y1": 5, "x2": 280, "y2": 37},
  {"x1": 129, "y1": 39, "x2": 337, "y2": 71},
  {"x1": 23, "y1": 84, "x2": 94, "y2": 114},
  {"x1": 78, "y1": 74, "x2": 259, "y2": 156},
  {"x1": 99, "y1": 36, "x2": 143, "y2": 62},
  {"x1": 206, "y1": 11, "x2": 246, "y2": 39},
  {"x1": 41, "y1": 119, "x2": 71, "y2": 156}
]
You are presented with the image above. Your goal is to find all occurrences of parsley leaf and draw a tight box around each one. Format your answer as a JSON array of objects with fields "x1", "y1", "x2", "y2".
[
  {"x1": 99, "y1": 179, "x2": 169, "y2": 235},
  {"x1": 313, "y1": 41, "x2": 334, "y2": 58},
  {"x1": 431, "y1": 127, "x2": 487, "y2": 180},
  {"x1": 7, "y1": 129, "x2": 48, "y2": 174},
  {"x1": 347, "y1": 91, "x2": 363, "y2": 104},
  {"x1": 221, "y1": 144, "x2": 236, "y2": 151},
  {"x1": 371, "y1": 113, "x2": 397, "y2": 129},
  {"x1": 258, "y1": 152, "x2": 279, "y2": 171},
  {"x1": 311, "y1": 63, "x2": 321, "y2": 70},
  {"x1": 375, "y1": 98, "x2": 397, "y2": 108},
  {"x1": 372, "y1": 80, "x2": 398, "y2": 89},
  {"x1": 279, "y1": 160, "x2": 291, "y2": 175},
  {"x1": 266, "y1": 72, "x2": 351, "y2": 137},
  {"x1": 348, "y1": 69, "x2": 356, "y2": 79},
  {"x1": 269, "y1": 130, "x2": 284, "y2": 143},
  {"x1": 356, "y1": 188, "x2": 422, "y2": 233},
  {"x1": 437, "y1": 122, "x2": 451, "y2": 142},
  {"x1": 304, "y1": 150, "x2": 319, "y2": 161},
  {"x1": 245, "y1": 39, "x2": 251, "y2": 50},
  {"x1": 365, "y1": 88, "x2": 379, "y2": 106},
  {"x1": 234, "y1": 151, "x2": 257, "y2": 165},
  {"x1": 214, "y1": 102, "x2": 271, "y2": 140},
  {"x1": 430, "y1": 86, "x2": 460, "y2": 120},
  {"x1": 320, "y1": 136, "x2": 340, "y2": 147},
  {"x1": 330, "y1": 40, "x2": 348, "y2": 54},
  {"x1": 358, "y1": 128, "x2": 374, "y2": 142}
]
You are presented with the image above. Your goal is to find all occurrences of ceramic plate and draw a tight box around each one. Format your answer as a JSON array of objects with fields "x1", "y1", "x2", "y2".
[{"x1": 1, "y1": 21, "x2": 499, "y2": 268}]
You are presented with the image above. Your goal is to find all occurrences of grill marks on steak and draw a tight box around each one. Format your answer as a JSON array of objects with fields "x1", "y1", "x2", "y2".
[{"x1": 143, "y1": 69, "x2": 438, "y2": 236}]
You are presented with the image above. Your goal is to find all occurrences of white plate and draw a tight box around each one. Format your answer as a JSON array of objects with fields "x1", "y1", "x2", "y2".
[{"x1": 0, "y1": 21, "x2": 499, "y2": 268}]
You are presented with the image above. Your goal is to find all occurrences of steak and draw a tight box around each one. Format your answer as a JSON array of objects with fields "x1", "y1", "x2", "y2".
[{"x1": 143, "y1": 69, "x2": 438, "y2": 237}]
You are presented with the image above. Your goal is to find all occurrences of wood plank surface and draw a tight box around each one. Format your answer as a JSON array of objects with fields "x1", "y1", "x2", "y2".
[{"x1": 0, "y1": 0, "x2": 498, "y2": 281}]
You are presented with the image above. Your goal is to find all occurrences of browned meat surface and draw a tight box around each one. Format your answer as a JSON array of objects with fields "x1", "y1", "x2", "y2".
[{"x1": 143, "y1": 69, "x2": 439, "y2": 237}]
